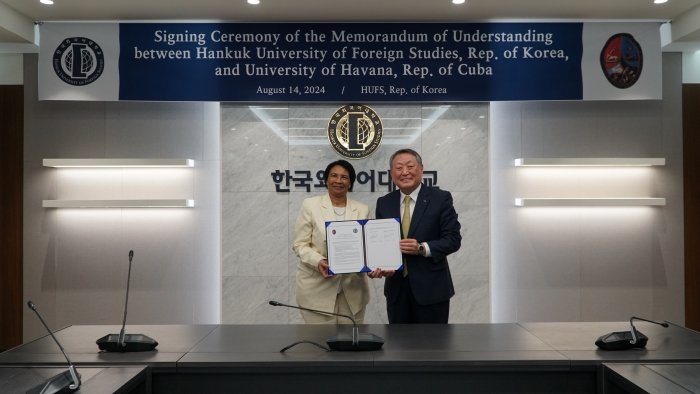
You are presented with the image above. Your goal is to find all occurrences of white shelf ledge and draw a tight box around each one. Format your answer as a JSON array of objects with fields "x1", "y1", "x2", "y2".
[
  {"x1": 515, "y1": 198, "x2": 666, "y2": 207},
  {"x1": 515, "y1": 158, "x2": 665, "y2": 167},
  {"x1": 43, "y1": 159, "x2": 194, "y2": 168},
  {"x1": 43, "y1": 200, "x2": 194, "y2": 208}
]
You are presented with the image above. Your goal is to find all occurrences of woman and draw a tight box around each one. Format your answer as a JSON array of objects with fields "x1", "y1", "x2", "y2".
[{"x1": 293, "y1": 160, "x2": 370, "y2": 324}]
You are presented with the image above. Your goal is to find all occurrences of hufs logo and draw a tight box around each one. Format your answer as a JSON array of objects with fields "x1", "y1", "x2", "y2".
[
  {"x1": 600, "y1": 33, "x2": 643, "y2": 89},
  {"x1": 53, "y1": 37, "x2": 105, "y2": 86},
  {"x1": 327, "y1": 105, "x2": 383, "y2": 160}
]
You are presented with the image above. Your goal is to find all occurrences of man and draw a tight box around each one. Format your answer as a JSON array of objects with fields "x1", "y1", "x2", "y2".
[{"x1": 372, "y1": 148, "x2": 461, "y2": 324}]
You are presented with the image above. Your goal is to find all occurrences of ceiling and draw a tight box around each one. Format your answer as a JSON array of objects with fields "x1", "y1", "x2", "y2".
[
  {"x1": 3, "y1": 0, "x2": 700, "y2": 22},
  {"x1": 3, "y1": 0, "x2": 700, "y2": 50}
]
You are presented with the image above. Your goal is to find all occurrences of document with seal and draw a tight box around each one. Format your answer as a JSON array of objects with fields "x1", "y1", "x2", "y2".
[
  {"x1": 326, "y1": 221, "x2": 366, "y2": 274},
  {"x1": 325, "y1": 218, "x2": 402, "y2": 274}
]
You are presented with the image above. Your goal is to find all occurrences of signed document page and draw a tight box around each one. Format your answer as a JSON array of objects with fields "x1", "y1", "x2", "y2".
[
  {"x1": 364, "y1": 218, "x2": 402, "y2": 271},
  {"x1": 326, "y1": 220, "x2": 366, "y2": 274}
]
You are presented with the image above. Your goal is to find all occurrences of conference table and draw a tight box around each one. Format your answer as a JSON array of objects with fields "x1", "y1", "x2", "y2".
[
  {"x1": 0, "y1": 366, "x2": 149, "y2": 394},
  {"x1": 1, "y1": 322, "x2": 699, "y2": 394},
  {"x1": 603, "y1": 363, "x2": 700, "y2": 394}
]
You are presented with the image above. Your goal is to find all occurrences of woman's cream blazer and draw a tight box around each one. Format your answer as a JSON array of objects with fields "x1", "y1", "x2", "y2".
[{"x1": 293, "y1": 194, "x2": 371, "y2": 315}]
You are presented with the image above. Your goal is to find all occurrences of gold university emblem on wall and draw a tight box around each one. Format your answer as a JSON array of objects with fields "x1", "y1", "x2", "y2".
[{"x1": 327, "y1": 105, "x2": 383, "y2": 160}]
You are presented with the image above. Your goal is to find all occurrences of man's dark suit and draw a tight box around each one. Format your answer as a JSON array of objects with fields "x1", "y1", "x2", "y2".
[{"x1": 375, "y1": 184, "x2": 461, "y2": 321}]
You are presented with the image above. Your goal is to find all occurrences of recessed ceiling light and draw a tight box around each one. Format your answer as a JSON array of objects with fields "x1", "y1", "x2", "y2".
[
  {"x1": 453, "y1": 0, "x2": 465, "y2": 4},
  {"x1": 248, "y1": 0, "x2": 260, "y2": 4},
  {"x1": 40, "y1": 0, "x2": 53, "y2": 4},
  {"x1": 654, "y1": 0, "x2": 667, "y2": 3}
]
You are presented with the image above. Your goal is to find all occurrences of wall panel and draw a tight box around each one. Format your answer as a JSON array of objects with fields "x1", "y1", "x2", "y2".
[
  {"x1": 0, "y1": 84, "x2": 23, "y2": 350},
  {"x1": 221, "y1": 103, "x2": 490, "y2": 324},
  {"x1": 683, "y1": 84, "x2": 700, "y2": 331},
  {"x1": 22, "y1": 54, "x2": 221, "y2": 342},
  {"x1": 491, "y1": 53, "x2": 684, "y2": 324}
]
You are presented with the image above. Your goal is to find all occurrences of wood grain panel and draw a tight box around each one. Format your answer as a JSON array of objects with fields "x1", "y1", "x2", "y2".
[
  {"x1": 0, "y1": 85, "x2": 23, "y2": 351},
  {"x1": 683, "y1": 84, "x2": 700, "y2": 331}
]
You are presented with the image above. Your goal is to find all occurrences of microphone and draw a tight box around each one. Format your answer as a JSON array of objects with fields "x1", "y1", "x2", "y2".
[
  {"x1": 268, "y1": 300, "x2": 384, "y2": 351},
  {"x1": 96, "y1": 250, "x2": 158, "y2": 352},
  {"x1": 595, "y1": 316, "x2": 670, "y2": 350},
  {"x1": 26, "y1": 301, "x2": 81, "y2": 393}
]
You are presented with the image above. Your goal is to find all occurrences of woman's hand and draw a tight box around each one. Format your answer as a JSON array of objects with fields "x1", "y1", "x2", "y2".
[{"x1": 318, "y1": 259, "x2": 332, "y2": 279}]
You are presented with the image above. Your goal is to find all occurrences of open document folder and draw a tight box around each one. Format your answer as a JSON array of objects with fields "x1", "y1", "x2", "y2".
[{"x1": 325, "y1": 218, "x2": 403, "y2": 274}]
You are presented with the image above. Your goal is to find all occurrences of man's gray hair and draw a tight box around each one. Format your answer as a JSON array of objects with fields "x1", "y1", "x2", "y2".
[{"x1": 389, "y1": 148, "x2": 423, "y2": 169}]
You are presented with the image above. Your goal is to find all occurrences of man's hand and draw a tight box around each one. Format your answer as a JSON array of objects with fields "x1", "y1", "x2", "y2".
[
  {"x1": 400, "y1": 239, "x2": 422, "y2": 255},
  {"x1": 318, "y1": 259, "x2": 332, "y2": 279},
  {"x1": 367, "y1": 268, "x2": 396, "y2": 278}
]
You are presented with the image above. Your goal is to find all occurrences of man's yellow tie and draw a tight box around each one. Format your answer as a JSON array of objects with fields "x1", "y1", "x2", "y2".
[{"x1": 402, "y1": 195, "x2": 411, "y2": 277}]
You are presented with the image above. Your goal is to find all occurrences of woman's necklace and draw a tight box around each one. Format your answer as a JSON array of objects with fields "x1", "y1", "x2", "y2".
[{"x1": 333, "y1": 206, "x2": 346, "y2": 215}]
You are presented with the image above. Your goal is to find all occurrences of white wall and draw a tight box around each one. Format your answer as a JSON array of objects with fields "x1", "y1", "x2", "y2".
[
  {"x1": 683, "y1": 51, "x2": 700, "y2": 83},
  {"x1": 0, "y1": 53, "x2": 22, "y2": 84},
  {"x1": 491, "y1": 52, "x2": 684, "y2": 323},
  {"x1": 22, "y1": 54, "x2": 221, "y2": 342}
]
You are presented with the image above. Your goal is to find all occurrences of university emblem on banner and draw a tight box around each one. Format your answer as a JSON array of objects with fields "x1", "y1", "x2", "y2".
[
  {"x1": 53, "y1": 37, "x2": 105, "y2": 86},
  {"x1": 600, "y1": 33, "x2": 643, "y2": 89},
  {"x1": 327, "y1": 105, "x2": 383, "y2": 160}
]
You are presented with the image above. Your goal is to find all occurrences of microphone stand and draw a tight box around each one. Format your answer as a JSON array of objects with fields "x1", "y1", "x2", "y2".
[
  {"x1": 26, "y1": 301, "x2": 81, "y2": 394},
  {"x1": 270, "y1": 301, "x2": 358, "y2": 346},
  {"x1": 118, "y1": 250, "x2": 134, "y2": 348},
  {"x1": 630, "y1": 316, "x2": 669, "y2": 344},
  {"x1": 269, "y1": 301, "x2": 384, "y2": 352},
  {"x1": 96, "y1": 250, "x2": 158, "y2": 352}
]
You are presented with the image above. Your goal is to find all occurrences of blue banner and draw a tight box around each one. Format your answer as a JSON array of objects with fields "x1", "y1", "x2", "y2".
[
  {"x1": 39, "y1": 22, "x2": 663, "y2": 102},
  {"x1": 119, "y1": 22, "x2": 583, "y2": 101}
]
